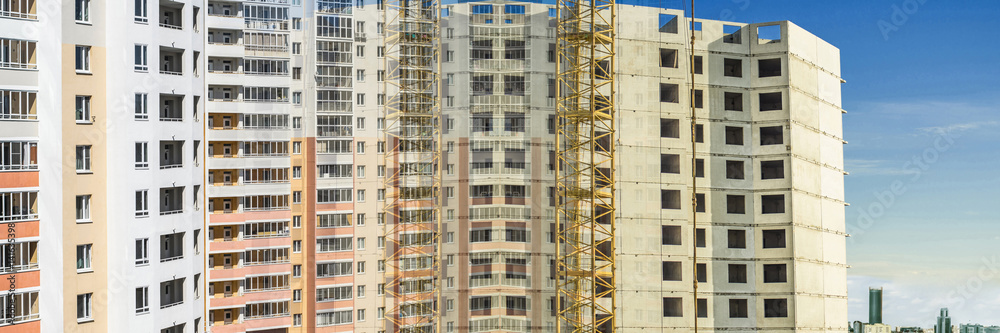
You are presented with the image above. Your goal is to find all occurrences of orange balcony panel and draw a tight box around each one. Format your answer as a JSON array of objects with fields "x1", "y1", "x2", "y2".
[
  {"x1": 209, "y1": 264, "x2": 291, "y2": 281},
  {"x1": 210, "y1": 237, "x2": 292, "y2": 253},
  {"x1": 0, "y1": 171, "x2": 38, "y2": 188},
  {"x1": 315, "y1": 252, "x2": 354, "y2": 262},
  {"x1": 210, "y1": 210, "x2": 291, "y2": 224},
  {"x1": 0, "y1": 319, "x2": 40, "y2": 332},
  {"x1": 315, "y1": 227, "x2": 354, "y2": 238},
  {"x1": 315, "y1": 276, "x2": 353, "y2": 286},
  {"x1": 8, "y1": 270, "x2": 40, "y2": 289},
  {"x1": 242, "y1": 315, "x2": 291, "y2": 331},
  {"x1": 11, "y1": 220, "x2": 40, "y2": 238},
  {"x1": 314, "y1": 299, "x2": 353, "y2": 312},
  {"x1": 316, "y1": 323, "x2": 355, "y2": 333},
  {"x1": 316, "y1": 203, "x2": 353, "y2": 211},
  {"x1": 210, "y1": 290, "x2": 291, "y2": 309},
  {"x1": 207, "y1": 323, "x2": 247, "y2": 333}
]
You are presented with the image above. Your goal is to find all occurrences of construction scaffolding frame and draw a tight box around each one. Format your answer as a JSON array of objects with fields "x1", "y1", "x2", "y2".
[
  {"x1": 381, "y1": 0, "x2": 443, "y2": 332},
  {"x1": 555, "y1": 0, "x2": 617, "y2": 331}
]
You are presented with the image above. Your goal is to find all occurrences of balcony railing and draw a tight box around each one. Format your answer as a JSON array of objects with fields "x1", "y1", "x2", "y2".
[
  {"x1": 1, "y1": 262, "x2": 39, "y2": 273},
  {"x1": 161, "y1": 253, "x2": 184, "y2": 262},
  {"x1": 160, "y1": 299, "x2": 183, "y2": 309},
  {"x1": 159, "y1": 22, "x2": 182, "y2": 30},
  {"x1": 160, "y1": 69, "x2": 183, "y2": 76},
  {"x1": 0, "y1": 9, "x2": 38, "y2": 20},
  {"x1": 160, "y1": 208, "x2": 184, "y2": 215},
  {"x1": 160, "y1": 162, "x2": 183, "y2": 169}
]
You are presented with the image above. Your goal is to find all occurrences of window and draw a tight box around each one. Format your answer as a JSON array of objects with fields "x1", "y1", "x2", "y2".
[
  {"x1": 292, "y1": 142, "x2": 301, "y2": 154},
  {"x1": 761, "y1": 160, "x2": 784, "y2": 179},
  {"x1": 695, "y1": 124, "x2": 704, "y2": 143},
  {"x1": 76, "y1": 244, "x2": 92, "y2": 272},
  {"x1": 763, "y1": 229, "x2": 787, "y2": 248},
  {"x1": 725, "y1": 126, "x2": 744, "y2": 145},
  {"x1": 357, "y1": 69, "x2": 365, "y2": 81},
  {"x1": 293, "y1": 117, "x2": 301, "y2": 129},
  {"x1": 760, "y1": 126, "x2": 783, "y2": 145},
  {"x1": 446, "y1": 50, "x2": 454, "y2": 62},
  {"x1": 76, "y1": 145, "x2": 91, "y2": 172},
  {"x1": 659, "y1": 48, "x2": 677, "y2": 68},
  {"x1": 659, "y1": 83, "x2": 679, "y2": 103},
  {"x1": 728, "y1": 230, "x2": 746, "y2": 249},
  {"x1": 663, "y1": 297, "x2": 682, "y2": 317},
  {"x1": 764, "y1": 298, "x2": 788, "y2": 317},
  {"x1": 378, "y1": 46, "x2": 385, "y2": 57},
  {"x1": 75, "y1": 0, "x2": 90, "y2": 22},
  {"x1": 77, "y1": 99, "x2": 98, "y2": 124},
  {"x1": 764, "y1": 264, "x2": 788, "y2": 283},
  {"x1": 695, "y1": 158, "x2": 704, "y2": 177},
  {"x1": 294, "y1": 314, "x2": 302, "y2": 326},
  {"x1": 135, "y1": 93, "x2": 148, "y2": 119},
  {"x1": 293, "y1": 289, "x2": 301, "y2": 301},
  {"x1": 134, "y1": 142, "x2": 148, "y2": 168},
  {"x1": 357, "y1": 189, "x2": 365, "y2": 202},
  {"x1": 75, "y1": 45, "x2": 91, "y2": 72},
  {"x1": 134, "y1": 44, "x2": 148, "y2": 71},
  {"x1": 693, "y1": 89, "x2": 703, "y2": 108},
  {"x1": 724, "y1": 58, "x2": 742, "y2": 77},
  {"x1": 292, "y1": 42, "x2": 301, "y2": 54},
  {"x1": 695, "y1": 193, "x2": 705, "y2": 212},
  {"x1": 693, "y1": 55, "x2": 703, "y2": 74},
  {"x1": 696, "y1": 228, "x2": 706, "y2": 248},
  {"x1": 292, "y1": 67, "x2": 301, "y2": 80},
  {"x1": 729, "y1": 299, "x2": 748, "y2": 318},
  {"x1": 357, "y1": 93, "x2": 365, "y2": 106},
  {"x1": 697, "y1": 263, "x2": 707, "y2": 283},
  {"x1": 292, "y1": 240, "x2": 301, "y2": 253},
  {"x1": 357, "y1": 165, "x2": 365, "y2": 178},
  {"x1": 293, "y1": 264, "x2": 302, "y2": 277},
  {"x1": 759, "y1": 58, "x2": 782, "y2": 77},
  {"x1": 728, "y1": 264, "x2": 747, "y2": 283},
  {"x1": 727, "y1": 195, "x2": 745, "y2": 214},
  {"x1": 292, "y1": 166, "x2": 301, "y2": 179},
  {"x1": 726, "y1": 160, "x2": 744, "y2": 179},
  {"x1": 697, "y1": 298, "x2": 708, "y2": 318},
  {"x1": 293, "y1": 215, "x2": 301, "y2": 228},
  {"x1": 356, "y1": 45, "x2": 364, "y2": 57},
  {"x1": 135, "y1": 0, "x2": 148, "y2": 22},
  {"x1": 660, "y1": 119, "x2": 679, "y2": 138},
  {"x1": 661, "y1": 154, "x2": 680, "y2": 174},
  {"x1": 662, "y1": 261, "x2": 681, "y2": 281},
  {"x1": 75, "y1": 195, "x2": 91, "y2": 222},
  {"x1": 662, "y1": 226, "x2": 681, "y2": 245},
  {"x1": 761, "y1": 195, "x2": 785, "y2": 214},
  {"x1": 661, "y1": 190, "x2": 680, "y2": 210},
  {"x1": 136, "y1": 287, "x2": 149, "y2": 314},
  {"x1": 135, "y1": 238, "x2": 149, "y2": 265},
  {"x1": 135, "y1": 190, "x2": 149, "y2": 217},
  {"x1": 725, "y1": 92, "x2": 743, "y2": 111},
  {"x1": 760, "y1": 92, "x2": 782, "y2": 111},
  {"x1": 77, "y1": 293, "x2": 93, "y2": 321},
  {"x1": 357, "y1": 142, "x2": 365, "y2": 154}
]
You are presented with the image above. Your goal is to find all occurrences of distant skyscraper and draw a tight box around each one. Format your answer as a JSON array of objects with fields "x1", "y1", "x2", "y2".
[
  {"x1": 937, "y1": 308, "x2": 953, "y2": 333},
  {"x1": 869, "y1": 287, "x2": 883, "y2": 324}
]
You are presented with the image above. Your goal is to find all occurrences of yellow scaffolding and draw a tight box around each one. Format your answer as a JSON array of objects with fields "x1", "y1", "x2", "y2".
[
  {"x1": 381, "y1": 0, "x2": 442, "y2": 332},
  {"x1": 555, "y1": 0, "x2": 616, "y2": 331}
]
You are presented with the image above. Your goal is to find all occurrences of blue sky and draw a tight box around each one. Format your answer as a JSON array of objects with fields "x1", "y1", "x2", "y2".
[{"x1": 646, "y1": 0, "x2": 1000, "y2": 326}]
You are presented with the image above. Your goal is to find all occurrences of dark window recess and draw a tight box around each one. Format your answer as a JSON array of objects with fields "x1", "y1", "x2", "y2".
[
  {"x1": 660, "y1": 119, "x2": 680, "y2": 138},
  {"x1": 724, "y1": 58, "x2": 743, "y2": 77},
  {"x1": 759, "y1": 58, "x2": 781, "y2": 77},
  {"x1": 728, "y1": 264, "x2": 747, "y2": 283},
  {"x1": 725, "y1": 126, "x2": 744, "y2": 145},
  {"x1": 727, "y1": 229, "x2": 746, "y2": 249},
  {"x1": 547, "y1": 43, "x2": 556, "y2": 62},
  {"x1": 595, "y1": 60, "x2": 610, "y2": 80},
  {"x1": 661, "y1": 190, "x2": 681, "y2": 210},
  {"x1": 696, "y1": 228, "x2": 705, "y2": 248},
  {"x1": 695, "y1": 193, "x2": 705, "y2": 213},
  {"x1": 760, "y1": 126, "x2": 783, "y2": 145},
  {"x1": 695, "y1": 159, "x2": 705, "y2": 178},
  {"x1": 696, "y1": 263, "x2": 707, "y2": 283},
  {"x1": 729, "y1": 299, "x2": 749, "y2": 318},
  {"x1": 695, "y1": 124, "x2": 704, "y2": 143},
  {"x1": 472, "y1": 75, "x2": 493, "y2": 95},
  {"x1": 727, "y1": 195, "x2": 745, "y2": 214},
  {"x1": 659, "y1": 49, "x2": 678, "y2": 68},
  {"x1": 693, "y1": 55, "x2": 703, "y2": 74},
  {"x1": 663, "y1": 297, "x2": 683, "y2": 317},
  {"x1": 763, "y1": 264, "x2": 788, "y2": 283},
  {"x1": 547, "y1": 115, "x2": 555, "y2": 134},
  {"x1": 761, "y1": 160, "x2": 784, "y2": 179},
  {"x1": 726, "y1": 160, "x2": 745, "y2": 179},
  {"x1": 761, "y1": 195, "x2": 785, "y2": 214},
  {"x1": 662, "y1": 225, "x2": 682, "y2": 245},
  {"x1": 760, "y1": 92, "x2": 782, "y2": 111},
  {"x1": 725, "y1": 92, "x2": 743, "y2": 111},
  {"x1": 661, "y1": 154, "x2": 680, "y2": 174},
  {"x1": 693, "y1": 90, "x2": 703, "y2": 108},
  {"x1": 697, "y1": 298, "x2": 708, "y2": 318},
  {"x1": 504, "y1": 75, "x2": 525, "y2": 96},
  {"x1": 723, "y1": 24, "x2": 742, "y2": 44},
  {"x1": 662, "y1": 261, "x2": 682, "y2": 281},
  {"x1": 762, "y1": 229, "x2": 786, "y2": 248},
  {"x1": 660, "y1": 83, "x2": 679, "y2": 103},
  {"x1": 764, "y1": 298, "x2": 789, "y2": 318}
]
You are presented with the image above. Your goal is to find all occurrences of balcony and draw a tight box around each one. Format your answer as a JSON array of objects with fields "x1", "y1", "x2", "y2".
[
  {"x1": 0, "y1": 0, "x2": 37, "y2": 20},
  {"x1": 158, "y1": 2, "x2": 183, "y2": 30},
  {"x1": 160, "y1": 278, "x2": 185, "y2": 309},
  {"x1": 1, "y1": 90, "x2": 37, "y2": 121},
  {"x1": 160, "y1": 232, "x2": 185, "y2": 262},
  {"x1": 159, "y1": 186, "x2": 185, "y2": 215},
  {"x1": 159, "y1": 140, "x2": 184, "y2": 169},
  {"x1": 0, "y1": 191, "x2": 38, "y2": 222},
  {"x1": 159, "y1": 94, "x2": 184, "y2": 121},
  {"x1": 159, "y1": 46, "x2": 184, "y2": 76}
]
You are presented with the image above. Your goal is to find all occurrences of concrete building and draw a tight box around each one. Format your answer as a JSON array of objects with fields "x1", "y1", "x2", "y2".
[
  {"x1": 1, "y1": 0, "x2": 845, "y2": 332},
  {"x1": 1, "y1": 0, "x2": 206, "y2": 332},
  {"x1": 870, "y1": 287, "x2": 883, "y2": 324},
  {"x1": 866, "y1": 323, "x2": 893, "y2": 333},
  {"x1": 937, "y1": 308, "x2": 954, "y2": 333}
]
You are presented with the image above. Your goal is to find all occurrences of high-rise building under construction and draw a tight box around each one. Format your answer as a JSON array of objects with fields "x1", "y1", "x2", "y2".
[{"x1": 1, "y1": 0, "x2": 846, "y2": 332}]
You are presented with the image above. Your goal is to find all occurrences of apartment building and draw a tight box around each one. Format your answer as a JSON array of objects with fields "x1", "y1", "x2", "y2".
[{"x1": 1, "y1": 0, "x2": 206, "y2": 332}]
